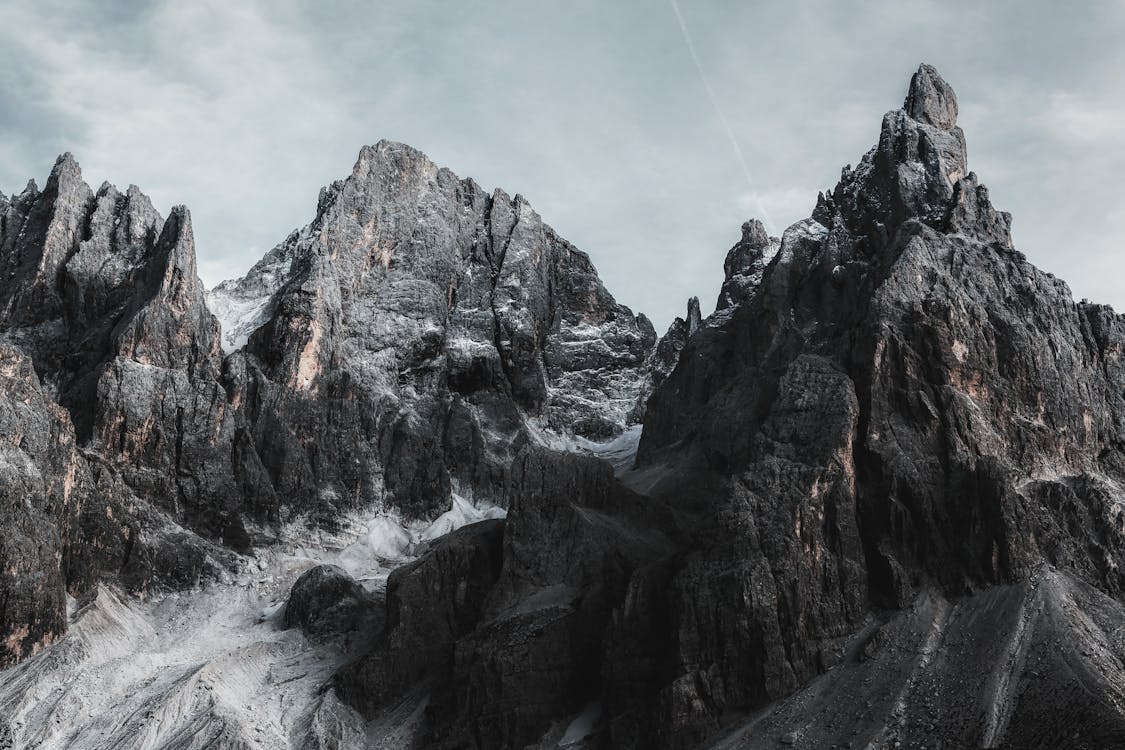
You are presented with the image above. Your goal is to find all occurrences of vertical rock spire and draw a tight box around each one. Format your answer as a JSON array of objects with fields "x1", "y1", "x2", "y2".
[{"x1": 904, "y1": 63, "x2": 959, "y2": 130}]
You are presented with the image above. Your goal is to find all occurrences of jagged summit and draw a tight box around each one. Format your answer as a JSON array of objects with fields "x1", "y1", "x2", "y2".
[
  {"x1": 739, "y1": 217, "x2": 771, "y2": 248},
  {"x1": 53, "y1": 150, "x2": 80, "y2": 169},
  {"x1": 717, "y1": 217, "x2": 779, "y2": 312},
  {"x1": 4, "y1": 64, "x2": 1125, "y2": 750},
  {"x1": 904, "y1": 62, "x2": 959, "y2": 130},
  {"x1": 629, "y1": 64, "x2": 1125, "y2": 748}
]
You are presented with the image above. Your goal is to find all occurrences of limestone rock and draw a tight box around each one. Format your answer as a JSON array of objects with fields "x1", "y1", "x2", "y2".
[
  {"x1": 284, "y1": 564, "x2": 382, "y2": 640},
  {"x1": 629, "y1": 63, "x2": 1125, "y2": 748},
  {"x1": 904, "y1": 62, "x2": 959, "y2": 130},
  {"x1": 214, "y1": 140, "x2": 658, "y2": 520}
]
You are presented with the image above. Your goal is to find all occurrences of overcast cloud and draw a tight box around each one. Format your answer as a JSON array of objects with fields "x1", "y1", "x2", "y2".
[{"x1": 1, "y1": 0, "x2": 1122, "y2": 331}]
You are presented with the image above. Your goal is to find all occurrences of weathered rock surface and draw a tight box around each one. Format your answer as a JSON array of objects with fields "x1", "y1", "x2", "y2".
[
  {"x1": 621, "y1": 63, "x2": 1125, "y2": 748},
  {"x1": 714, "y1": 568, "x2": 1125, "y2": 750},
  {"x1": 429, "y1": 447, "x2": 674, "y2": 749},
  {"x1": 0, "y1": 344, "x2": 83, "y2": 668},
  {"x1": 329, "y1": 444, "x2": 677, "y2": 748},
  {"x1": 212, "y1": 141, "x2": 658, "y2": 521},
  {"x1": 715, "y1": 219, "x2": 779, "y2": 313},
  {"x1": 335, "y1": 519, "x2": 504, "y2": 715},
  {"x1": 284, "y1": 564, "x2": 382, "y2": 641},
  {"x1": 4, "y1": 60, "x2": 1125, "y2": 750},
  {"x1": 647, "y1": 297, "x2": 702, "y2": 397},
  {"x1": 0, "y1": 160, "x2": 245, "y2": 666}
]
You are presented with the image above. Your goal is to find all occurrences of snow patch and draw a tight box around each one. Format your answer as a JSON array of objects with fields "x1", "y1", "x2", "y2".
[
  {"x1": 575, "y1": 424, "x2": 643, "y2": 474},
  {"x1": 206, "y1": 289, "x2": 274, "y2": 352},
  {"x1": 560, "y1": 702, "x2": 602, "y2": 746},
  {"x1": 334, "y1": 494, "x2": 507, "y2": 574},
  {"x1": 205, "y1": 234, "x2": 303, "y2": 353},
  {"x1": 419, "y1": 493, "x2": 507, "y2": 543},
  {"x1": 528, "y1": 422, "x2": 643, "y2": 475},
  {"x1": 0, "y1": 492, "x2": 505, "y2": 749}
]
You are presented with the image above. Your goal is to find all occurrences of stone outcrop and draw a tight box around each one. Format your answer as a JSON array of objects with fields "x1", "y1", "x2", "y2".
[
  {"x1": 621, "y1": 63, "x2": 1125, "y2": 748},
  {"x1": 335, "y1": 519, "x2": 505, "y2": 715},
  {"x1": 212, "y1": 140, "x2": 658, "y2": 520},
  {"x1": 284, "y1": 564, "x2": 382, "y2": 641},
  {"x1": 715, "y1": 219, "x2": 779, "y2": 312},
  {"x1": 4, "y1": 61, "x2": 1125, "y2": 750}
]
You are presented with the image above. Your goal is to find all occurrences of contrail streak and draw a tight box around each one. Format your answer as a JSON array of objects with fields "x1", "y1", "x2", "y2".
[{"x1": 668, "y1": 0, "x2": 776, "y2": 233}]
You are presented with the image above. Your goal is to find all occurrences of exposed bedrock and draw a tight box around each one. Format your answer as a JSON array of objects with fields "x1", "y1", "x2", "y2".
[
  {"x1": 0, "y1": 139, "x2": 667, "y2": 666},
  {"x1": 622, "y1": 63, "x2": 1125, "y2": 748},
  {"x1": 4, "y1": 60, "x2": 1125, "y2": 750},
  {"x1": 215, "y1": 141, "x2": 659, "y2": 520}
]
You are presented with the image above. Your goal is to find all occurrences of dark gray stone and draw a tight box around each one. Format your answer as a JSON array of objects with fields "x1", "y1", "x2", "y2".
[
  {"x1": 904, "y1": 62, "x2": 959, "y2": 130},
  {"x1": 334, "y1": 519, "x2": 504, "y2": 715},
  {"x1": 627, "y1": 63, "x2": 1125, "y2": 749},
  {"x1": 284, "y1": 564, "x2": 382, "y2": 640}
]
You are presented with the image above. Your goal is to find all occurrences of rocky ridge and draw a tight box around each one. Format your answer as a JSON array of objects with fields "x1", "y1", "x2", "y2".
[
  {"x1": 2, "y1": 62, "x2": 1125, "y2": 750},
  {"x1": 317, "y1": 64, "x2": 1125, "y2": 749},
  {"x1": 626, "y1": 63, "x2": 1125, "y2": 748},
  {"x1": 0, "y1": 140, "x2": 666, "y2": 674}
]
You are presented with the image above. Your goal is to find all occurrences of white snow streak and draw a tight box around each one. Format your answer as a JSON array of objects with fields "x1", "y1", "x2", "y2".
[{"x1": 0, "y1": 494, "x2": 505, "y2": 749}]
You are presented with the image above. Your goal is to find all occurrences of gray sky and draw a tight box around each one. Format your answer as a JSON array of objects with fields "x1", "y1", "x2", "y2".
[{"x1": 1, "y1": 1, "x2": 1122, "y2": 331}]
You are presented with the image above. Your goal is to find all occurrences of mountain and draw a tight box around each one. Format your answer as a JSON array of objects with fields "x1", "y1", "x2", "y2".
[
  {"x1": 209, "y1": 140, "x2": 657, "y2": 521},
  {"x1": 2, "y1": 63, "x2": 1125, "y2": 750},
  {"x1": 0, "y1": 137, "x2": 667, "y2": 748},
  {"x1": 628, "y1": 63, "x2": 1125, "y2": 749}
]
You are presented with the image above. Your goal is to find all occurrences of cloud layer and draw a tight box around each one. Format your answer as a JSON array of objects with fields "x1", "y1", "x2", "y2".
[{"x1": 2, "y1": 0, "x2": 1122, "y2": 330}]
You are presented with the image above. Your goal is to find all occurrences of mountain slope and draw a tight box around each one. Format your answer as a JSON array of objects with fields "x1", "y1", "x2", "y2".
[
  {"x1": 3, "y1": 63, "x2": 1125, "y2": 750},
  {"x1": 621, "y1": 63, "x2": 1125, "y2": 748},
  {"x1": 0, "y1": 142, "x2": 665, "y2": 677},
  {"x1": 211, "y1": 140, "x2": 657, "y2": 520}
]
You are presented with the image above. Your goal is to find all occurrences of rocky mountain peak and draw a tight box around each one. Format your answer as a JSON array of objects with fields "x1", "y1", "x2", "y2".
[
  {"x1": 631, "y1": 65, "x2": 1125, "y2": 747},
  {"x1": 208, "y1": 139, "x2": 658, "y2": 519},
  {"x1": 52, "y1": 150, "x2": 81, "y2": 173},
  {"x1": 740, "y1": 217, "x2": 770, "y2": 248},
  {"x1": 811, "y1": 63, "x2": 970, "y2": 248},
  {"x1": 904, "y1": 62, "x2": 959, "y2": 130},
  {"x1": 112, "y1": 204, "x2": 222, "y2": 372},
  {"x1": 352, "y1": 139, "x2": 434, "y2": 181},
  {"x1": 6, "y1": 62, "x2": 1125, "y2": 750},
  {"x1": 717, "y1": 218, "x2": 779, "y2": 311},
  {"x1": 14, "y1": 178, "x2": 39, "y2": 207},
  {"x1": 686, "y1": 295, "x2": 701, "y2": 335}
]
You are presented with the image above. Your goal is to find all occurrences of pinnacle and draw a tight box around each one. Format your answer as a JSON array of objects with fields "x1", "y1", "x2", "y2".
[{"x1": 904, "y1": 63, "x2": 958, "y2": 130}]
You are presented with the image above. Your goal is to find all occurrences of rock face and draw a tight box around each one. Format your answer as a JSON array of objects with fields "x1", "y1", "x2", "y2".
[
  {"x1": 0, "y1": 160, "x2": 242, "y2": 542},
  {"x1": 621, "y1": 63, "x2": 1125, "y2": 748},
  {"x1": 0, "y1": 144, "x2": 660, "y2": 671},
  {"x1": 211, "y1": 140, "x2": 658, "y2": 520},
  {"x1": 715, "y1": 219, "x2": 779, "y2": 312},
  {"x1": 647, "y1": 296, "x2": 702, "y2": 395},
  {"x1": 284, "y1": 564, "x2": 382, "y2": 640},
  {"x1": 0, "y1": 344, "x2": 82, "y2": 667},
  {"x1": 715, "y1": 569, "x2": 1125, "y2": 750},
  {"x1": 0, "y1": 159, "x2": 241, "y2": 666},
  {"x1": 335, "y1": 519, "x2": 505, "y2": 715},
  {"x1": 5, "y1": 61, "x2": 1125, "y2": 750}
]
